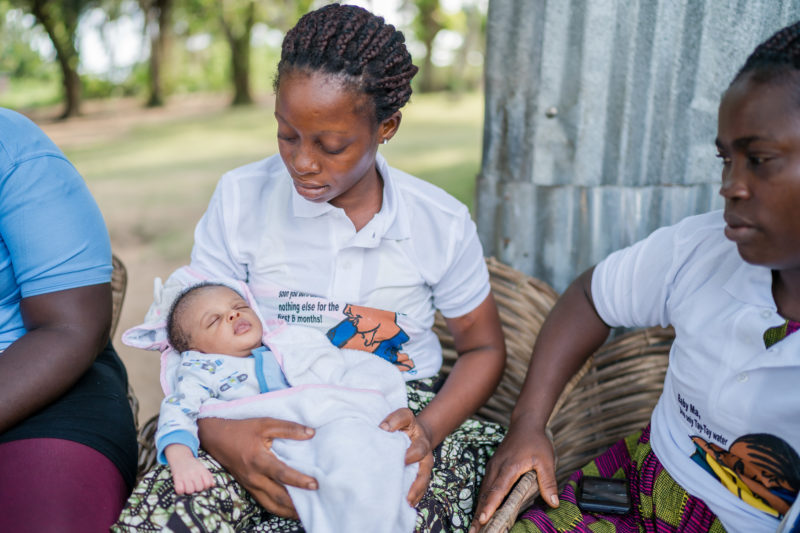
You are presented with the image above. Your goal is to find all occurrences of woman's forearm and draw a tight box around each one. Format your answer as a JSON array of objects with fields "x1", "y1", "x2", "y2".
[
  {"x1": 419, "y1": 346, "x2": 504, "y2": 446},
  {"x1": 510, "y1": 268, "x2": 610, "y2": 431},
  {"x1": 418, "y1": 294, "x2": 506, "y2": 447}
]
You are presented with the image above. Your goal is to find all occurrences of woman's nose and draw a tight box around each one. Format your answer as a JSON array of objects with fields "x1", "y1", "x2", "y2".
[
  {"x1": 719, "y1": 164, "x2": 751, "y2": 200},
  {"x1": 291, "y1": 145, "x2": 320, "y2": 175}
]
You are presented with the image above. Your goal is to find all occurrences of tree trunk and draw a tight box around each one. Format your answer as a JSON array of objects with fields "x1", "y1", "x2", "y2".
[
  {"x1": 147, "y1": 32, "x2": 164, "y2": 107},
  {"x1": 60, "y1": 57, "x2": 82, "y2": 119},
  {"x1": 229, "y1": 37, "x2": 253, "y2": 105},
  {"x1": 30, "y1": 0, "x2": 81, "y2": 118},
  {"x1": 449, "y1": 5, "x2": 482, "y2": 92},
  {"x1": 142, "y1": 0, "x2": 171, "y2": 107},
  {"x1": 411, "y1": 0, "x2": 444, "y2": 93},
  {"x1": 220, "y1": 1, "x2": 255, "y2": 106},
  {"x1": 419, "y1": 36, "x2": 436, "y2": 93}
]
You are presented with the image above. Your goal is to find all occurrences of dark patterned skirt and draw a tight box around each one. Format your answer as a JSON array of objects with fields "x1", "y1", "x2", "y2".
[
  {"x1": 511, "y1": 425, "x2": 724, "y2": 533},
  {"x1": 113, "y1": 376, "x2": 505, "y2": 532}
]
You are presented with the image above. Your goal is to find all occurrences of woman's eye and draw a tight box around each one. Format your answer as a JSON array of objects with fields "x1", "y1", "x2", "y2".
[
  {"x1": 277, "y1": 134, "x2": 297, "y2": 143},
  {"x1": 320, "y1": 143, "x2": 346, "y2": 155},
  {"x1": 715, "y1": 153, "x2": 731, "y2": 165},
  {"x1": 747, "y1": 155, "x2": 766, "y2": 166}
]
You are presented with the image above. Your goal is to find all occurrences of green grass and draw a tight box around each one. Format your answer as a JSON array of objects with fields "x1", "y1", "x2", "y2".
[
  {"x1": 0, "y1": 77, "x2": 62, "y2": 109},
  {"x1": 62, "y1": 91, "x2": 484, "y2": 262}
]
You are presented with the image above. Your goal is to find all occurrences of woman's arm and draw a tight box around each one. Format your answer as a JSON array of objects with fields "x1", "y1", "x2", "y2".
[
  {"x1": 381, "y1": 292, "x2": 507, "y2": 504},
  {"x1": 423, "y1": 293, "x2": 506, "y2": 446},
  {"x1": 0, "y1": 283, "x2": 111, "y2": 433},
  {"x1": 469, "y1": 267, "x2": 610, "y2": 531}
]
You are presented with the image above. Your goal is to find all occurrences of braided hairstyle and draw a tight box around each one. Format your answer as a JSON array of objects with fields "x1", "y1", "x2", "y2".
[
  {"x1": 274, "y1": 3, "x2": 418, "y2": 123},
  {"x1": 734, "y1": 21, "x2": 800, "y2": 86}
]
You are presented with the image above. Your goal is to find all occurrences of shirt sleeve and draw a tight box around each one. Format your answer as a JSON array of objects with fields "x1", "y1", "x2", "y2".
[
  {"x1": 189, "y1": 176, "x2": 248, "y2": 281},
  {"x1": 591, "y1": 223, "x2": 680, "y2": 329},
  {"x1": 431, "y1": 212, "x2": 491, "y2": 318},
  {"x1": 0, "y1": 155, "x2": 111, "y2": 298}
]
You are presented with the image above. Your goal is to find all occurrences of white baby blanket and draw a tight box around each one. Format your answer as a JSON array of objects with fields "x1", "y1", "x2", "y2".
[{"x1": 123, "y1": 267, "x2": 418, "y2": 533}]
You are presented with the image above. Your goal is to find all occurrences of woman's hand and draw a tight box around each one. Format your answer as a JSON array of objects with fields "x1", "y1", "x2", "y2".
[
  {"x1": 468, "y1": 418, "x2": 558, "y2": 532},
  {"x1": 380, "y1": 407, "x2": 435, "y2": 506},
  {"x1": 197, "y1": 416, "x2": 317, "y2": 518}
]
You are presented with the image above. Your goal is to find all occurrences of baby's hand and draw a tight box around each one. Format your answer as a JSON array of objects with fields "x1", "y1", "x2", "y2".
[{"x1": 165, "y1": 444, "x2": 216, "y2": 495}]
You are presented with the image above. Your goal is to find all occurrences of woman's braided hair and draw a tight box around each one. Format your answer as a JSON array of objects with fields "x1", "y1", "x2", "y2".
[
  {"x1": 734, "y1": 20, "x2": 800, "y2": 85},
  {"x1": 274, "y1": 3, "x2": 418, "y2": 123}
]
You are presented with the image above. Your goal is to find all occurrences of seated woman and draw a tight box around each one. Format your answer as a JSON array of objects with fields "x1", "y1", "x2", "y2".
[
  {"x1": 115, "y1": 4, "x2": 506, "y2": 532},
  {"x1": 0, "y1": 108, "x2": 138, "y2": 532},
  {"x1": 471, "y1": 20, "x2": 800, "y2": 533}
]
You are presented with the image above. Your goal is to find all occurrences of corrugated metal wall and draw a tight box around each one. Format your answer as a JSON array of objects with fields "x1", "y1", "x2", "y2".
[{"x1": 477, "y1": 0, "x2": 800, "y2": 292}]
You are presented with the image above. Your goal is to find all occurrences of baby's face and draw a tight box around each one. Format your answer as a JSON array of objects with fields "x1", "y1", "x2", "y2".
[{"x1": 183, "y1": 286, "x2": 263, "y2": 357}]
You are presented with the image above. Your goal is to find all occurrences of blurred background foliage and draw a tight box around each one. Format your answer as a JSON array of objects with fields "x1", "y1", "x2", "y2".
[{"x1": 0, "y1": 0, "x2": 488, "y2": 117}]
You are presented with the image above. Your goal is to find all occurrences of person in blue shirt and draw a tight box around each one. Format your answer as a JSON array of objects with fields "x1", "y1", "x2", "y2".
[{"x1": 0, "y1": 108, "x2": 137, "y2": 533}]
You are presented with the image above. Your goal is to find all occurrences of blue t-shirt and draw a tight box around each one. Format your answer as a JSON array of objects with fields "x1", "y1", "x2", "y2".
[{"x1": 0, "y1": 108, "x2": 111, "y2": 350}]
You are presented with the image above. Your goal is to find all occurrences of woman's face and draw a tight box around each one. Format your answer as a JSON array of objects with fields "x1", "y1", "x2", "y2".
[
  {"x1": 717, "y1": 72, "x2": 800, "y2": 270},
  {"x1": 274, "y1": 70, "x2": 396, "y2": 209}
]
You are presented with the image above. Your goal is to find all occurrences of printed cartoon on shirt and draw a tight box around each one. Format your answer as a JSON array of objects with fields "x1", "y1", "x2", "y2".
[
  {"x1": 325, "y1": 304, "x2": 414, "y2": 371},
  {"x1": 253, "y1": 287, "x2": 417, "y2": 372},
  {"x1": 690, "y1": 433, "x2": 799, "y2": 518}
]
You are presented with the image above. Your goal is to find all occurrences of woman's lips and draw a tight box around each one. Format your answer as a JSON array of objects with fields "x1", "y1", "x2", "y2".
[
  {"x1": 723, "y1": 213, "x2": 758, "y2": 242},
  {"x1": 293, "y1": 180, "x2": 328, "y2": 200}
]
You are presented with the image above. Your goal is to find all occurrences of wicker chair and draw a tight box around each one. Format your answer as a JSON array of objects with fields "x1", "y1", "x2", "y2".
[
  {"x1": 433, "y1": 257, "x2": 560, "y2": 427},
  {"x1": 111, "y1": 254, "x2": 140, "y2": 430},
  {"x1": 479, "y1": 325, "x2": 675, "y2": 533}
]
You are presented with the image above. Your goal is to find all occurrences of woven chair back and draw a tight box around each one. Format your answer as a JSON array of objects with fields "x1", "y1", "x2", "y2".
[
  {"x1": 432, "y1": 257, "x2": 558, "y2": 427},
  {"x1": 111, "y1": 254, "x2": 141, "y2": 432}
]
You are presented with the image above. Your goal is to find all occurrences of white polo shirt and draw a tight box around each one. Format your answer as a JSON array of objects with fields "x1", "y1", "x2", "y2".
[
  {"x1": 190, "y1": 153, "x2": 490, "y2": 381},
  {"x1": 592, "y1": 210, "x2": 800, "y2": 532}
]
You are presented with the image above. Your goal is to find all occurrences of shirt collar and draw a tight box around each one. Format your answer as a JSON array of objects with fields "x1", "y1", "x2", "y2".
[
  {"x1": 287, "y1": 152, "x2": 411, "y2": 241},
  {"x1": 374, "y1": 152, "x2": 411, "y2": 241},
  {"x1": 722, "y1": 257, "x2": 776, "y2": 310}
]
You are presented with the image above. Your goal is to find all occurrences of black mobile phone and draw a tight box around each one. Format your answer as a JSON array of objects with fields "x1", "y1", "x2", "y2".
[{"x1": 576, "y1": 476, "x2": 631, "y2": 515}]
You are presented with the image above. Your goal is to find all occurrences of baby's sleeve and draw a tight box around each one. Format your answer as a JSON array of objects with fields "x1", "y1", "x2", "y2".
[{"x1": 155, "y1": 365, "x2": 215, "y2": 464}]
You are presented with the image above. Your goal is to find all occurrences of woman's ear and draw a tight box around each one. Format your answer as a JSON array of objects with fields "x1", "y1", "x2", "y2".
[{"x1": 379, "y1": 111, "x2": 402, "y2": 144}]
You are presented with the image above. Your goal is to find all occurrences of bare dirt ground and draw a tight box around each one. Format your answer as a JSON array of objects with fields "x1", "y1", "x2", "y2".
[{"x1": 35, "y1": 96, "x2": 236, "y2": 427}]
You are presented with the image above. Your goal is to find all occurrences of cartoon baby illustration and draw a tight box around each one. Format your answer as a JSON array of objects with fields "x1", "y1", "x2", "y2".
[
  {"x1": 326, "y1": 304, "x2": 414, "y2": 371},
  {"x1": 691, "y1": 433, "x2": 800, "y2": 516}
]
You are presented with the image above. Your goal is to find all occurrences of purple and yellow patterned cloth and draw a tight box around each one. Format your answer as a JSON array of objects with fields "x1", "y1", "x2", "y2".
[{"x1": 513, "y1": 425, "x2": 724, "y2": 533}]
